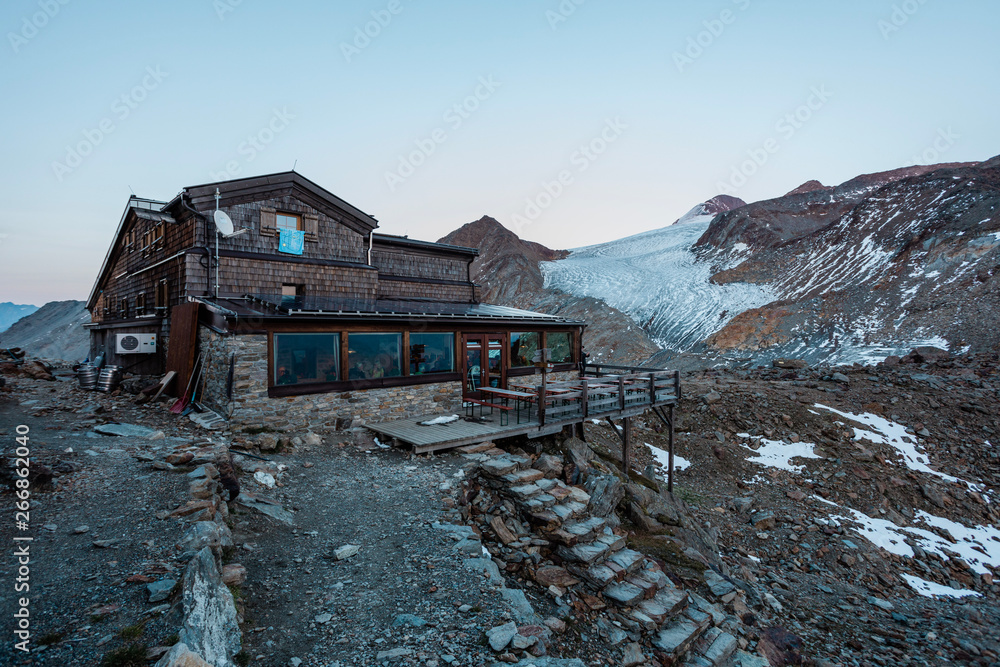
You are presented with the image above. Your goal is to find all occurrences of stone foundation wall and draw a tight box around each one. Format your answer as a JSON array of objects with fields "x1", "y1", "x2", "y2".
[{"x1": 197, "y1": 328, "x2": 464, "y2": 431}]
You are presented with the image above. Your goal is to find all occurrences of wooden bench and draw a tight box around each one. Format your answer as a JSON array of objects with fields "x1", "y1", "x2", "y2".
[{"x1": 464, "y1": 397, "x2": 514, "y2": 425}]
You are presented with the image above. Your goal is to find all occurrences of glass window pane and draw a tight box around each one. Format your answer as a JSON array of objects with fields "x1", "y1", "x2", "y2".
[
  {"x1": 510, "y1": 332, "x2": 540, "y2": 367},
  {"x1": 273, "y1": 333, "x2": 340, "y2": 385},
  {"x1": 277, "y1": 213, "x2": 301, "y2": 230},
  {"x1": 548, "y1": 332, "x2": 572, "y2": 363},
  {"x1": 410, "y1": 333, "x2": 455, "y2": 375},
  {"x1": 347, "y1": 333, "x2": 402, "y2": 380}
]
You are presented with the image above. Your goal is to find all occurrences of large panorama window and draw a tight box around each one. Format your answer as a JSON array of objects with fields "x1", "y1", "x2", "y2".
[
  {"x1": 548, "y1": 332, "x2": 573, "y2": 363},
  {"x1": 274, "y1": 333, "x2": 340, "y2": 386},
  {"x1": 510, "y1": 332, "x2": 540, "y2": 367},
  {"x1": 410, "y1": 332, "x2": 455, "y2": 375},
  {"x1": 348, "y1": 333, "x2": 402, "y2": 380}
]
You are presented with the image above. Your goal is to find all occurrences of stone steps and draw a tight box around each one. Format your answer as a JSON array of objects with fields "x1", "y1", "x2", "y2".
[
  {"x1": 474, "y1": 447, "x2": 740, "y2": 666},
  {"x1": 682, "y1": 626, "x2": 739, "y2": 667}
]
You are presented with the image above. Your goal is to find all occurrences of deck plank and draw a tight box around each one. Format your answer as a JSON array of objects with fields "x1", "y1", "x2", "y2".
[{"x1": 367, "y1": 390, "x2": 678, "y2": 454}]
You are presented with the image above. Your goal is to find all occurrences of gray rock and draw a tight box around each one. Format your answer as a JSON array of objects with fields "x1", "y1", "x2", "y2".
[
  {"x1": 654, "y1": 618, "x2": 708, "y2": 656},
  {"x1": 487, "y1": 621, "x2": 518, "y2": 651},
  {"x1": 702, "y1": 391, "x2": 722, "y2": 405},
  {"x1": 584, "y1": 474, "x2": 624, "y2": 517},
  {"x1": 177, "y1": 521, "x2": 233, "y2": 555},
  {"x1": 236, "y1": 494, "x2": 293, "y2": 525},
  {"x1": 604, "y1": 581, "x2": 644, "y2": 606},
  {"x1": 73, "y1": 525, "x2": 90, "y2": 534},
  {"x1": 496, "y1": 660, "x2": 586, "y2": 667},
  {"x1": 868, "y1": 596, "x2": 894, "y2": 611},
  {"x1": 704, "y1": 569, "x2": 736, "y2": 598},
  {"x1": 500, "y1": 587, "x2": 541, "y2": 624},
  {"x1": 533, "y1": 454, "x2": 564, "y2": 478},
  {"x1": 694, "y1": 627, "x2": 738, "y2": 664},
  {"x1": 94, "y1": 423, "x2": 161, "y2": 438},
  {"x1": 314, "y1": 613, "x2": 332, "y2": 624},
  {"x1": 452, "y1": 537, "x2": 483, "y2": 557},
  {"x1": 391, "y1": 613, "x2": 427, "y2": 628},
  {"x1": 333, "y1": 544, "x2": 360, "y2": 560},
  {"x1": 622, "y1": 642, "x2": 646, "y2": 667},
  {"x1": 177, "y1": 547, "x2": 241, "y2": 666},
  {"x1": 510, "y1": 634, "x2": 537, "y2": 650},
  {"x1": 565, "y1": 438, "x2": 595, "y2": 470},
  {"x1": 376, "y1": 648, "x2": 414, "y2": 661},
  {"x1": 147, "y1": 579, "x2": 178, "y2": 603},
  {"x1": 463, "y1": 557, "x2": 503, "y2": 584}
]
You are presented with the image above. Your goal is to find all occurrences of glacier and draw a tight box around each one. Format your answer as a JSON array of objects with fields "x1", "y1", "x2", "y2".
[{"x1": 540, "y1": 216, "x2": 775, "y2": 352}]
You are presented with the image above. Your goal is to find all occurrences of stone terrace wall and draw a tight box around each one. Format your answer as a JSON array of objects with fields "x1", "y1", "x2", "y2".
[{"x1": 197, "y1": 328, "x2": 463, "y2": 431}]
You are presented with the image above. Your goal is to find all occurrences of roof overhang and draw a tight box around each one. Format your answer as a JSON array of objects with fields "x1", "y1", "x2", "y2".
[{"x1": 181, "y1": 171, "x2": 379, "y2": 236}]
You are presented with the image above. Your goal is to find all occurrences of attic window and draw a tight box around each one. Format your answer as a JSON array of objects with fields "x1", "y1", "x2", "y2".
[
  {"x1": 277, "y1": 213, "x2": 302, "y2": 231},
  {"x1": 136, "y1": 292, "x2": 146, "y2": 316}
]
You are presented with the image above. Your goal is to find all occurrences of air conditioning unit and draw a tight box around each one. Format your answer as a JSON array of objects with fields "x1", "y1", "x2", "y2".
[{"x1": 116, "y1": 333, "x2": 157, "y2": 354}]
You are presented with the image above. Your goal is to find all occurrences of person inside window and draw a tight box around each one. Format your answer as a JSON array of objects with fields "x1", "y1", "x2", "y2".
[{"x1": 276, "y1": 367, "x2": 297, "y2": 385}]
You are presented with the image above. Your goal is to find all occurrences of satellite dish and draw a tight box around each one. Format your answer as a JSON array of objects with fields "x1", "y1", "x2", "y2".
[{"x1": 213, "y1": 209, "x2": 235, "y2": 236}]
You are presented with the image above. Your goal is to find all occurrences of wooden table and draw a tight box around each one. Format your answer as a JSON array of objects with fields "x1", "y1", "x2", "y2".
[{"x1": 479, "y1": 386, "x2": 535, "y2": 424}]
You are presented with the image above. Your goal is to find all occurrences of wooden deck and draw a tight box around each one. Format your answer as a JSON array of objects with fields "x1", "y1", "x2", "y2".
[
  {"x1": 368, "y1": 412, "x2": 567, "y2": 454},
  {"x1": 368, "y1": 365, "x2": 680, "y2": 454}
]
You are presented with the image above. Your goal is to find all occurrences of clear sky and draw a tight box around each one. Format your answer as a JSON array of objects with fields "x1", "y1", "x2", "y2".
[{"x1": 1, "y1": 0, "x2": 998, "y2": 305}]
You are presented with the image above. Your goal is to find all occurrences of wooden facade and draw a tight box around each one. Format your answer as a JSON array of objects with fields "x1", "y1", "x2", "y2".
[{"x1": 86, "y1": 171, "x2": 585, "y2": 403}]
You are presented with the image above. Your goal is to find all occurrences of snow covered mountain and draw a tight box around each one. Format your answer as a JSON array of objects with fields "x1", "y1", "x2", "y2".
[
  {"x1": 540, "y1": 205, "x2": 768, "y2": 352},
  {"x1": 443, "y1": 158, "x2": 999, "y2": 369},
  {"x1": 701, "y1": 157, "x2": 1000, "y2": 364}
]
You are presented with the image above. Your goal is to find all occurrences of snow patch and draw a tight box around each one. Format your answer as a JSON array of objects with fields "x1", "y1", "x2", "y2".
[
  {"x1": 646, "y1": 443, "x2": 691, "y2": 471},
  {"x1": 418, "y1": 415, "x2": 460, "y2": 426},
  {"x1": 814, "y1": 497, "x2": 1000, "y2": 575},
  {"x1": 815, "y1": 404, "x2": 980, "y2": 490},
  {"x1": 741, "y1": 436, "x2": 821, "y2": 474},
  {"x1": 902, "y1": 574, "x2": 982, "y2": 599}
]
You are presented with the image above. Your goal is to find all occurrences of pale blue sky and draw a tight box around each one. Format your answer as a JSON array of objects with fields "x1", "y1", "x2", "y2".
[{"x1": 1, "y1": 0, "x2": 998, "y2": 304}]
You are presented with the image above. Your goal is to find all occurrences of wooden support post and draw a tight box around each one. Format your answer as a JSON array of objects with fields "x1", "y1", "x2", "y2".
[
  {"x1": 618, "y1": 376, "x2": 626, "y2": 411},
  {"x1": 581, "y1": 377, "x2": 589, "y2": 418},
  {"x1": 622, "y1": 416, "x2": 631, "y2": 475},
  {"x1": 667, "y1": 404, "x2": 675, "y2": 495},
  {"x1": 648, "y1": 372, "x2": 655, "y2": 406},
  {"x1": 539, "y1": 372, "x2": 547, "y2": 427}
]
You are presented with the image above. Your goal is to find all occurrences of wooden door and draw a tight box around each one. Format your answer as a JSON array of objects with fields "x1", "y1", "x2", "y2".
[{"x1": 462, "y1": 334, "x2": 507, "y2": 399}]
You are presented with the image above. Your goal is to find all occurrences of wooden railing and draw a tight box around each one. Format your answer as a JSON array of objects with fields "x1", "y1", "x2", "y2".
[{"x1": 519, "y1": 367, "x2": 680, "y2": 427}]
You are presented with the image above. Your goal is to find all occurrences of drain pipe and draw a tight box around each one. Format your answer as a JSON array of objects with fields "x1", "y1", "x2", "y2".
[{"x1": 367, "y1": 230, "x2": 373, "y2": 266}]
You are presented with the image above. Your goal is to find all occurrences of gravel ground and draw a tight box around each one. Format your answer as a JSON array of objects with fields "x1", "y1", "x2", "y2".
[
  {"x1": 233, "y1": 437, "x2": 531, "y2": 666},
  {"x1": 0, "y1": 378, "x2": 208, "y2": 666}
]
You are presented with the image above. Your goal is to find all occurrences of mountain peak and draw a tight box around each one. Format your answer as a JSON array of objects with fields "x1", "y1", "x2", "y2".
[{"x1": 784, "y1": 180, "x2": 830, "y2": 197}]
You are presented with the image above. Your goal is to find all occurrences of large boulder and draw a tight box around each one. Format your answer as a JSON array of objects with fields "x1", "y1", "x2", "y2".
[
  {"x1": 155, "y1": 643, "x2": 213, "y2": 667},
  {"x1": 584, "y1": 474, "x2": 624, "y2": 517},
  {"x1": 177, "y1": 548, "x2": 241, "y2": 667}
]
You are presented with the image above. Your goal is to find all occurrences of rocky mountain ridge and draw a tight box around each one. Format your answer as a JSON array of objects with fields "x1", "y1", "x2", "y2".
[
  {"x1": 0, "y1": 301, "x2": 38, "y2": 332},
  {"x1": 0, "y1": 300, "x2": 89, "y2": 362},
  {"x1": 440, "y1": 217, "x2": 662, "y2": 364},
  {"x1": 698, "y1": 158, "x2": 1000, "y2": 364}
]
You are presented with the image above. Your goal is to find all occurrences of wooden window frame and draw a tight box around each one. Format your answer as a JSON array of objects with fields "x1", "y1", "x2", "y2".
[
  {"x1": 276, "y1": 212, "x2": 303, "y2": 232},
  {"x1": 155, "y1": 279, "x2": 169, "y2": 315},
  {"x1": 136, "y1": 292, "x2": 146, "y2": 316}
]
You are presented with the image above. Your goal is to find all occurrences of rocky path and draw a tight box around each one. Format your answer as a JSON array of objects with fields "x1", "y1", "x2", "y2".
[{"x1": 232, "y1": 438, "x2": 530, "y2": 666}]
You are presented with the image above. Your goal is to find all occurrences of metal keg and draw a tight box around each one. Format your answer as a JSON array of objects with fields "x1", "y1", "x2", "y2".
[
  {"x1": 96, "y1": 365, "x2": 123, "y2": 393},
  {"x1": 77, "y1": 364, "x2": 99, "y2": 390}
]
